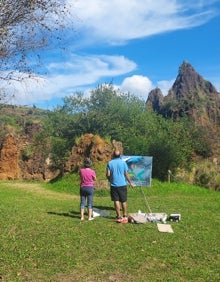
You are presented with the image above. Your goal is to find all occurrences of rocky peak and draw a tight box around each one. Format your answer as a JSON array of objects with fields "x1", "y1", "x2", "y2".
[
  {"x1": 146, "y1": 61, "x2": 220, "y2": 125},
  {"x1": 146, "y1": 87, "x2": 164, "y2": 112},
  {"x1": 169, "y1": 61, "x2": 219, "y2": 102}
]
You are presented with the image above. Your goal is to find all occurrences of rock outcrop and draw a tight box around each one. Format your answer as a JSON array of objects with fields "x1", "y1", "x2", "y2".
[
  {"x1": 0, "y1": 130, "x2": 121, "y2": 181},
  {"x1": 65, "y1": 133, "x2": 117, "y2": 172},
  {"x1": 0, "y1": 134, "x2": 22, "y2": 180},
  {"x1": 146, "y1": 61, "x2": 220, "y2": 125},
  {"x1": 146, "y1": 87, "x2": 164, "y2": 112}
]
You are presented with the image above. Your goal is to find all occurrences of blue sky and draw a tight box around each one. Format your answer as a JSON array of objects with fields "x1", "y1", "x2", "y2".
[{"x1": 6, "y1": 0, "x2": 220, "y2": 109}]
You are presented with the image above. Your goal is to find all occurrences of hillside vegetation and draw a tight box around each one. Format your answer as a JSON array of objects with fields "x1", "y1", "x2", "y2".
[{"x1": 0, "y1": 62, "x2": 220, "y2": 189}]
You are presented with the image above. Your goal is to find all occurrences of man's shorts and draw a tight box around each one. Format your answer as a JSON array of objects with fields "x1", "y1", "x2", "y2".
[{"x1": 110, "y1": 186, "x2": 127, "y2": 202}]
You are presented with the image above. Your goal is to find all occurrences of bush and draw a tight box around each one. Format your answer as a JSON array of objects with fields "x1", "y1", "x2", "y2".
[{"x1": 193, "y1": 160, "x2": 219, "y2": 190}]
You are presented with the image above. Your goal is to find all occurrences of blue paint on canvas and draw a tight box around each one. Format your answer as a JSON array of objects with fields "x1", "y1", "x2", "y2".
[{"x1": 122, "y1": 155, "x2": 153, "y2": 187}]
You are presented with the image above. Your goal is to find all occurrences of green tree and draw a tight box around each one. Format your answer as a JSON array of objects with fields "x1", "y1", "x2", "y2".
[
  {"x1": 56, "y1": 84, "x2": 146, "y2": 140},
  {"x1": 191, "y1": 126, "x2": 213, "y2": 157},
  {"x1": 49, "y1": 84, "x2": 194, "y2": 181},
  {"x1": 49, "y1": 136, "x2": 70, "y2": 176},
  {"x1": 147, "y1": 119, "x2": 193, "y2": 180}
]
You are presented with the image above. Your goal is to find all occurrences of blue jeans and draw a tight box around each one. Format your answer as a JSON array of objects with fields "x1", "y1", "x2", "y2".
[{"x1": 80, "y1": 187, "x2": 94, "y2": 209}]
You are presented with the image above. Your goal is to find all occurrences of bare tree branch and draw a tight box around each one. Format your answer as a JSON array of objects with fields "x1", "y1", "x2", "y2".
[
  {"x1": 0, "y1": 0, "x2": 69, "y2": 73},
  {"x1": 0, "y1": 0, "x2": 70, "y2": 103}
]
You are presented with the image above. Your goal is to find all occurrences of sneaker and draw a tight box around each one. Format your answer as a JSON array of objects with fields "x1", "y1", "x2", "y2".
[
  {"x1": 121, "y1": 217, "x2": 128, "y2": 224},
  {"x1": 116, "y1": 217, "x2": 128, "y2": 223},
  {"x1": 115, "y1": 216, "x2": 122, "y2": 223},
  {"x1": 88, "y1": 218, "x2": 94, "y2": 221}
]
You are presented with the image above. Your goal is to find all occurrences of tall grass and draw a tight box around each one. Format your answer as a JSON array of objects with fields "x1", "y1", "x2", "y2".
[{"x1": 0, "y1": 180, "x2": 219, "y2": 282}]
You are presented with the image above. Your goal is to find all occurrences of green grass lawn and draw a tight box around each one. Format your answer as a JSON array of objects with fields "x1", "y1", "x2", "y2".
[{"x1": 0, "y1": 180, "x2": 219, "y2": 282}]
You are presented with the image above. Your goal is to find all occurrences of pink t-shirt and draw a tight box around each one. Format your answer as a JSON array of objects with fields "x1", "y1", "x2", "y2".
[{"x1": 79, "y1": 168, "x2": 96, "y2": 188}]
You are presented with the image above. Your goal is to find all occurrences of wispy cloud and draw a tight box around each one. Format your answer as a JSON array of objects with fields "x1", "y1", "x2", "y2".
[
  {"x1": 6, "y1": 54, "x2": 137, "y2": 105},
  {"x1": 3, "y1": 0, "x2": 219, "y2": 107},
  {"x1": 68, "y1": 0, "x2": 217, "y2": 44}
]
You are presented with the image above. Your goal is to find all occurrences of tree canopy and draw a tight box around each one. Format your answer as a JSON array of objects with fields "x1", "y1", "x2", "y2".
[{"x1": 46, "y1": 84, "x2": 198, "y2": 180}]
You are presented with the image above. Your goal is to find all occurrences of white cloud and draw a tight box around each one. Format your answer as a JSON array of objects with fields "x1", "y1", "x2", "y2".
[
  {"x1": 120, "y1": 75, "x2": 153, "y2": 99},
  {"x1": 120, "y1": 75, "x2": 175, "y2": 99},
  {"x1": 2, "y1": 0, "x2": 218, "y2": 107},
  {"x1": 67, "y1": 0, "x2": 217, "y2": 44},
  {"x1": 157, "y1": 79, "x2": 175, "y2": 96},
  {"x1": 6, "y1": 54, "x2": 137, "y2": 106}
]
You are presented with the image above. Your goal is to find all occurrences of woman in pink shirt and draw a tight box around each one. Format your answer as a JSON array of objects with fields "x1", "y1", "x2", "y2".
[{"x1": 79, "y1": 158, "x2": 96, "y2": 221}]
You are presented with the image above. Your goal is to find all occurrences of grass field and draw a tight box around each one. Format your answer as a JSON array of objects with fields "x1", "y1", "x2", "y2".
[{"x1": 0, "y1": 180, "x2": 219, "y2": 282}]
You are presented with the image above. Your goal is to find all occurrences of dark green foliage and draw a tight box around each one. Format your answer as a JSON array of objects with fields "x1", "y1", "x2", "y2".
[
  {"x1": 191, "y1": 127, "x2": 213, "y2": 157},
  {"x1": 1, "y1": 84, "x2": 217, "y2": 183},
  {"x1": 21, "y1": 144, "x2": 34, "y2": 161},
  {"x1": 49, "y1": 136, "x2": 70, "y2": 174},
  {"x1": 45, "y1": 84, "x2": 194, "y2": 180}
]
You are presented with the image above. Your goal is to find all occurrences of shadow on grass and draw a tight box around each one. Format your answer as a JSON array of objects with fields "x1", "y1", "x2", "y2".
[
  {"x1": 47, "y1": 211, "x2": 79, "y2": 219},
  {"x1": 93, "y1": 205, "x2": 115, "y2": 211},
  {"x1": 47, "y1": 206, "x2": 116, "y2": 220}
]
